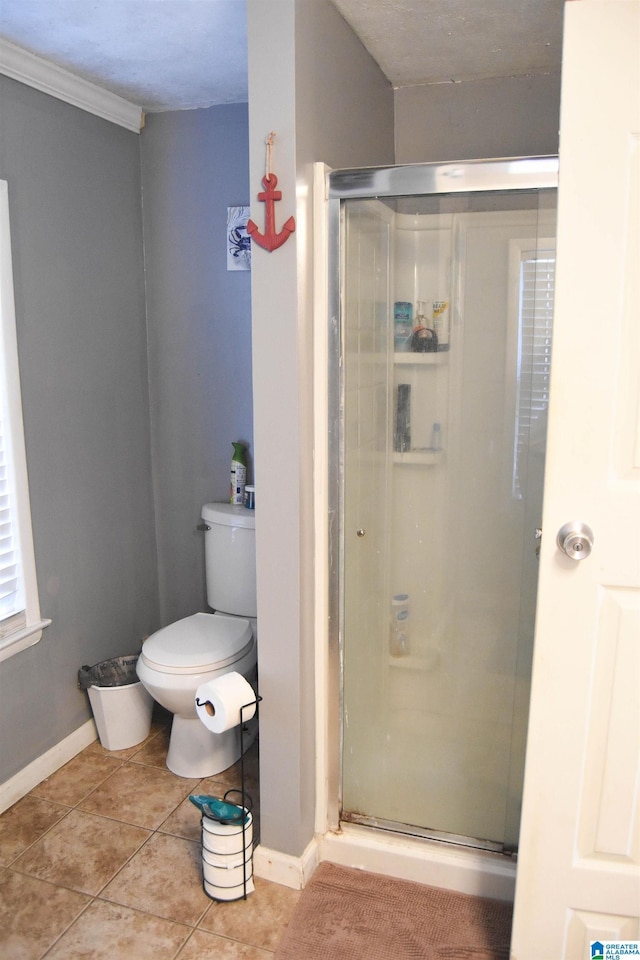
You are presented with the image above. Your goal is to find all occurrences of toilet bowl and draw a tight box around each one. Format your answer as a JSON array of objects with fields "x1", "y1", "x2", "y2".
[
  {"x1": 137, "y1": 611, "x2": 257, "y2": 778},
  {"x1": 137, "y1": 502, "x2": 258, "y2": 778}
]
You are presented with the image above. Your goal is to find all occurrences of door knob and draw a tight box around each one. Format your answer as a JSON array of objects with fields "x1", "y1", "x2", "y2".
[
  {"x1": 556, "y1": 521, "x2": 594, "y2": 560},
  {"x1": 356, "y1": 529, "x2": 366, "y2": 538}
]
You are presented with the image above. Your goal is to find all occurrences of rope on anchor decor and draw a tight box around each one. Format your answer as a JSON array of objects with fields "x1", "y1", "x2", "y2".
[{"x1": 246, "y1": 131, "x2": 296, "y2": 252}]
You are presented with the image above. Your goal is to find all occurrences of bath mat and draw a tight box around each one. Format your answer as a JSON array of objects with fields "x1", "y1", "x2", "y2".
[{"x1": 274, "y1": 861, "x2": 512, "y2": 960}]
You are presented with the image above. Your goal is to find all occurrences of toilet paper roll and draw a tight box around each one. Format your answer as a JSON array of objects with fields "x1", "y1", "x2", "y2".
[{"x1": 195, "y1": 672, "x2": 257, "y2": 734}]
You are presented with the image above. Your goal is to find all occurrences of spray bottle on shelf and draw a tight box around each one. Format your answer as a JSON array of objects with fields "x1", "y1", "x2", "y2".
[{"x1": 230, "y1": 442, "x2": 247, "y2": 505}]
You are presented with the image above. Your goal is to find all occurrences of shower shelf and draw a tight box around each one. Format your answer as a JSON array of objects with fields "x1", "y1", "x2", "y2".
[
  {"x1": 394, "y1": 353, "x2": 447, "y2": 365},
  {"x1": 393, "y1": 449, "x2": 441, "y2": 465},
  {"x1": 388, "y1": 649, "x2": 440, "y2": 671}
]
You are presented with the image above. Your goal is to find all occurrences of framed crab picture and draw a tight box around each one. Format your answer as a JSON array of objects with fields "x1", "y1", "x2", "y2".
[{"x1": 227, "y1": 205, "x2": 251, "y2": 271}]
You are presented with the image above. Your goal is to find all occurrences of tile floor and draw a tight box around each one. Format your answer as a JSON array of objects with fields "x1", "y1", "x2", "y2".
[{"x1": 0, "y1": 710, "x2": 301, "y2": 959}]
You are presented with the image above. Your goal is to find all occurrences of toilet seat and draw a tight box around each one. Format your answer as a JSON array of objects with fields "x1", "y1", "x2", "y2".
[{"x1": 140, "y1": 613, "x2": 253, "y2": 675}]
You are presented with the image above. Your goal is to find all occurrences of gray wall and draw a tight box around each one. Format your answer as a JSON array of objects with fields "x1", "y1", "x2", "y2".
[
  {"x1": 294, "y1": 0, "x2": 395, "y2": 170},
  {"x1": 395, "y1": 74, "x2": 561, "y2": 162},
  {"x1": 247, "y1": 0, "x2": 394, "y2": 858},
  {"x1": 0, "y1": 86, "x2": 257, "y2": 789},
  {"x1": 140, "y1": 105, "x2": 252, "y2": 627},
  {"x1": 0, "y1": 76, "x2": 159, "y2": 784}
]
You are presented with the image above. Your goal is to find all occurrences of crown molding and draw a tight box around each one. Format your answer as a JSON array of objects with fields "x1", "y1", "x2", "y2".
[{"x1": 0, "y1": 38, "x2": 144, "y2": 133}]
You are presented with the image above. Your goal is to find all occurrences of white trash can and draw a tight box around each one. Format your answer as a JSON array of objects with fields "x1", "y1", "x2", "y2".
[{"x1": 79, "y1": 655, "x2": 153, "y2": 751}]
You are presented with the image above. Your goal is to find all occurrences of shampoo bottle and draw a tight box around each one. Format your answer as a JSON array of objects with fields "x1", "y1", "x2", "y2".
[
  {"x1": 390, "y1": 594, "x2": 410, "y2": 657},
  {"x1": 230, "y1": 442, "x2": 247, "y2": 505},
  {"x1": 432, "y1": 299, "x2": 450, "y2": 351},
  {"x1": 394, "y1": 301, "x2": 413, "y2": 352}
]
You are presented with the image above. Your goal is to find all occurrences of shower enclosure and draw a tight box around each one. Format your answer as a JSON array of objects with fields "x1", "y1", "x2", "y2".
[{"x1": 327, "y1": 158, "x2": 558, "y2": 855}]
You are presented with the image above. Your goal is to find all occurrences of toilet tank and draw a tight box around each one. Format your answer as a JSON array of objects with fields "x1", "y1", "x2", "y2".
[{"x1": 201, "y1": 503, "x2": 257, "y2": 617}]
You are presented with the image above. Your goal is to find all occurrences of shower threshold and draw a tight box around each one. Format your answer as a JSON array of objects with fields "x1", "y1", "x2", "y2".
[{"x1": 341, "y1": 811, "x2": 515, "y2": 858}]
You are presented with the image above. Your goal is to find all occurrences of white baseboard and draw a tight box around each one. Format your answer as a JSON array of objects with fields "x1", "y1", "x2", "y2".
[
  {"x1": 318, "y1": 823, "x2": 516, "y2": 901},
  {"x1": 253, "y1": 837, "x2": 320, "y2": 890},
  {"x1": 255, "y1": 826, "x2": 515, "y2": 901},
  {"x1": 0, "y1": 719, "x2": 97, "y2": 814}
]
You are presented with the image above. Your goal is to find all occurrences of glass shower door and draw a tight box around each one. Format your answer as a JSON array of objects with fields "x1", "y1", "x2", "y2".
[
  {"x1": 341, "y1": 197, "x2": 394, "y2": 819},
  {"x1": 337, "y1": 161, "x2": 557, "y2": 852}
]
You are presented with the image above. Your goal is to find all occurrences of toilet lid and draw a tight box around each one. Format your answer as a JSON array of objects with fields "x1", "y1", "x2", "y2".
[{"x1": 141, "y1": 613, "x2": 253, "y2": 672}]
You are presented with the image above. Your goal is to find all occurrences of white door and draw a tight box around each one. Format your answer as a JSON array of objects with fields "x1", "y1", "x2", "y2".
[{"x1": 511, "y1": 2, "x2": 640, "y2": 957}]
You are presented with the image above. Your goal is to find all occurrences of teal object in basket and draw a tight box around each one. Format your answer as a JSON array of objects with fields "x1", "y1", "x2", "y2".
[{"x1": 189, "y1": 795, "x2": 249, "y2": 824}]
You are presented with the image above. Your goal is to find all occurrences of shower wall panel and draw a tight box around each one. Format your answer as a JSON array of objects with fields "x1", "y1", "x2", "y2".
[{"x1": 339, "y1": 181, "x2": 557, "y2": 851}]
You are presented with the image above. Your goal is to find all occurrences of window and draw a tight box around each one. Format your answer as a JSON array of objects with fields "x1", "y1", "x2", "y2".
[
  {"x1": 508, "y1": 239, "x2": 556, "y2": 500},
  {"x1": 0, "y1": 180, "x2": 50, "y2": 662}
]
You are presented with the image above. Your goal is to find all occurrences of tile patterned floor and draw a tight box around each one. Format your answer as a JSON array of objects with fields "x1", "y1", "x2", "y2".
[{"x1": 0, "y1": 712, "x2": 300, "y2": 959}]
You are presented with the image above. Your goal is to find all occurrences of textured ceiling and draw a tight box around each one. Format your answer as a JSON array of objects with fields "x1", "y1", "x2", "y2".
[
  {"x1": 0, "y1": 0, "x2": 564, "y2": 112},
  {"x1": 332, "y1": 0, "x2": 564, "y2": 86},
  {"x1": 0, "y1": 0, "x2": 249, "y2": 111}
]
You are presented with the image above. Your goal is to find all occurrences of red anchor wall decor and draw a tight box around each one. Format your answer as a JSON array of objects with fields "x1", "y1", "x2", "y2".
[{"x1": 246, "y1": 132, "x2": 295, "y2": 252}]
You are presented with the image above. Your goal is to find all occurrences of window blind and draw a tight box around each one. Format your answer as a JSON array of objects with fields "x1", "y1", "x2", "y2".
[
  {"x1": 512, "y1": 252, "x2": 556, "y2": 500},
  {"x1": 0, "y1": 406, "x2": 25, "y2": 637},
  {"x1": 0, "y1": 179, "x2": 49, "y2": 661}
]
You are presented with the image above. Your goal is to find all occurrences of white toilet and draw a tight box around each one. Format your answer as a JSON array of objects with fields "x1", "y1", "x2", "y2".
[{"x1": 137, "y1": 503, "x2": 257, "y2": 778}]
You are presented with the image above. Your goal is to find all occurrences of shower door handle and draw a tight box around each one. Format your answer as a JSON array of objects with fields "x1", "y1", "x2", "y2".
[{"x1": 556, "y1": 521, "x2": 594, "y2": 560}]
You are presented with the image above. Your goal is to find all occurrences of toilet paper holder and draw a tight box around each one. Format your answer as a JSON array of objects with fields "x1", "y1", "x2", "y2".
[
  {"x1": 195, "y1": 690, "x2": 262, "y2": 902},
  {"x1": 194, "y1": 688, "x2": 261, "y2": 726}
]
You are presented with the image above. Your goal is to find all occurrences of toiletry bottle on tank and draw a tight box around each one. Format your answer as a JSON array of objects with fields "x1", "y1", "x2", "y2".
[{"x1": 230, "y1": 442, "x2": 247, "y2": 505}]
